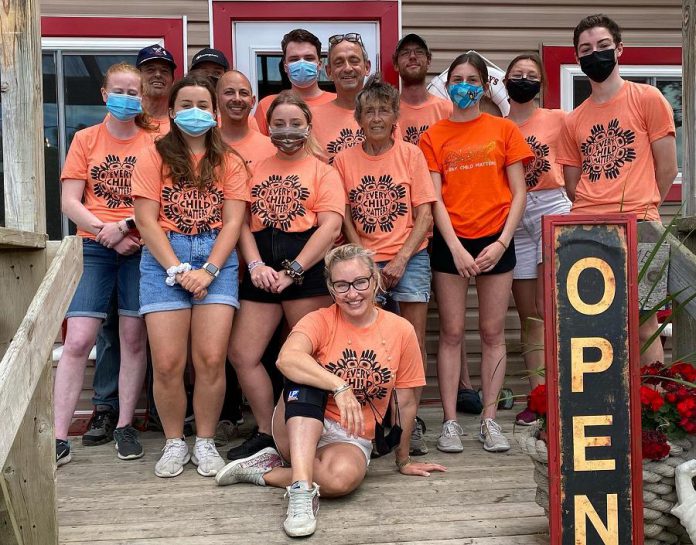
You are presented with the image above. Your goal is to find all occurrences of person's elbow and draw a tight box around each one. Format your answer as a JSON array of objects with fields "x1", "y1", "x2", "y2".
[{"x1": 276, "y1": 347, "x2": 295, "y2": 376}]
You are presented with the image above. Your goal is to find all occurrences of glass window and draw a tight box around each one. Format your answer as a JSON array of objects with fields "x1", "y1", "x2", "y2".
[{"x1": 256, "y1": 54, "x2": 335, "y2": 100}]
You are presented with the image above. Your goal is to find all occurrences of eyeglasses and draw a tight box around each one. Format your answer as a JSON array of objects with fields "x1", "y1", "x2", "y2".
[
  {"x1": 397, "y1": 47, "x2": 428, "y2": 59},
  {"x1": 328, "y1": 33, "x2": 364, "y2": 48},
  {"x1": 330, "y1": 275, "x2": 372, "y2": 294}
]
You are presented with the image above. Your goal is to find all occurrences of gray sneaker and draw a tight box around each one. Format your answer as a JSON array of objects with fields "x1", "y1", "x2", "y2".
[
  {"x1": 477, "y1": 418, "x2": 510, "y2": 452},
  {"x1": 283, "y1": 481, "x2": 320, "y2": 537},
  {"x1": 409, "y1": 416, "x2": 428, "y2": 456},
  {"x1": 191, "y1": 437, "x2": 225, "y2": 477},
  {"x1": 436, "y1": 420, "x2": 464, "y2": 453},
  {"x1": 154, "y1": 438, "x2": 190, "y2": 478},
  {"x1": 113, "y1": 425, "x2": 144, "y2": 460},
  {"x1": 215, "y1": 446, "x2": 282, "y2": 486},
  {"x1": 82, "y1": 405, "x2": 117, "y2": 446}
]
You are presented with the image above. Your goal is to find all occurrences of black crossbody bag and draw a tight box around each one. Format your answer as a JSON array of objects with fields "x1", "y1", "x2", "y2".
[{"x1": 364, "y1": 388, "x2": 402, "y2": 456}]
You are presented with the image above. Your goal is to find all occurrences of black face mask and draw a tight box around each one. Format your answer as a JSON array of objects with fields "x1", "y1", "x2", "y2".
[
  {"x1": 505, "y1": 78, "x2": 541, "y2": 104},
  {"x1": 579, "y1": 49, "x2": 617, "y2": 83}
]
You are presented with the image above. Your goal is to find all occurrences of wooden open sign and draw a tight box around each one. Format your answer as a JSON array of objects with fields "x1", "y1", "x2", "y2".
[{"x1": 542, "y1": 215, "x2": 643, "y2": 544}]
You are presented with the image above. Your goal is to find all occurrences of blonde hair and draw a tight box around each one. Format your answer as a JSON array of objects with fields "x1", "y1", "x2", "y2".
[
  {"x1": 266, "y1": 91, "x2": 325, "y2": 160},
  {"x1": 102, "y1": 62, "x2": 157, "y2": 131},
  {"x1": 324, "y1": 243, "x2": 384, "y2": 296}
]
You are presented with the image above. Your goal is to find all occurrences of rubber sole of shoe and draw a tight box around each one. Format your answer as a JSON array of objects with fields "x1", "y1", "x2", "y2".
[
  {"x1": 191, "y1": 455, "x2": 224, "y2": 477},
  {"x1": 114, "y1": 443, "x2": 145, "y2": 460},
  {"x1": 436, "y1": 443, "x2": 464, "y2": 453},
  {"x1": 283, "y1": 520, "x2": 317, "y2": 538},
  {"x1": 410, "y1": 447, "x2": 429, "y2": 456},
  {"x1": 154, "y1": 453, "x2": 191, "y2": 478},
  {"x1": 477, "y1": 434, "x2": 510, "y2": 453},
  {"x1": 56, "y1": 452, "x2": 72, "y2": 467}
]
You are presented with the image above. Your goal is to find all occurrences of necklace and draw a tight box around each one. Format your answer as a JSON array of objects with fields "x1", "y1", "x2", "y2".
[{"x1": 344, "y1": 308, "x2": 392, "y2": 363}]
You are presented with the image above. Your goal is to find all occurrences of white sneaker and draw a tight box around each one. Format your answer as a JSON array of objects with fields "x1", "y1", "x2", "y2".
[
  {"x1": 283, "y1": 481, "x2": 320, "y2": 537},
  {"x1": 436, "y1": 420, "x2": 464, "y2": 453},
  {"x1": 154, "y1": 438, "x2": 190, "y2": 478},
  {"x1": 215, "y1": 446, "x2": 282, "y2": 486},
  {"x1": 191, "y1": 437, "x2": 225, "y2": 477},
  {"x1": 478, "y1": 418, "x2": 510, "y2": 452}
]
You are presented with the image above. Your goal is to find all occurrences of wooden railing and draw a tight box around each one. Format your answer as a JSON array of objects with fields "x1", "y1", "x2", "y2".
[{"x1": 0, "y1": 231, "x2": 82, "y2": 545}]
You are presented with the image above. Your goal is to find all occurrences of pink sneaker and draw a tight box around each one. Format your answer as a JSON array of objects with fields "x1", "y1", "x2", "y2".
[{"x1": 515, "y1": 408, "x2": 538, "y2": 426}]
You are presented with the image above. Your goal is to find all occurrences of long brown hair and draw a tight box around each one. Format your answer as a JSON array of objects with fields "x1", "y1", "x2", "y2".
[
  {"x1": 103, "y1": 62, "x2": 157, "y2": 131},
  {"x1": 156, "y1": 75, "x2": 248, "y2": 190},
  {"x1": 266, "y1": 91, "x2": 325, "y2": 160}
]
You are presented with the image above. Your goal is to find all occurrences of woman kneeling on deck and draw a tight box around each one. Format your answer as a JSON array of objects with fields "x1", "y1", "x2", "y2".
[{"x1": 216, "y1": 244, "x2": 445, "y2": 537}]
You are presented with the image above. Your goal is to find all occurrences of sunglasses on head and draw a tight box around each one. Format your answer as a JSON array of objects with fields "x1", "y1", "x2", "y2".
[{"x1": 328, "y1": 33, "x2": 364, "y2": 48}]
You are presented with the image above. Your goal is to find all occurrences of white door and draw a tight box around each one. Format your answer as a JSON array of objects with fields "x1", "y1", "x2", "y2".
[{"x1": 233, "y1": 21, "x2": 379, "y2": 101}]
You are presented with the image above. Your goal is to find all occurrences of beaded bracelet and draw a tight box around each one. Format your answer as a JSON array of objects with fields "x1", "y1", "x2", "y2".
[
  {"x1": 396, "y1": 456, "x2": 412, "y2": 469},
  {"x1": 247, "y1": 260, "x2": 265, "y2": 273},
  {"x1": 332, "y1": 383, "x2": 351, "y2": 397}
]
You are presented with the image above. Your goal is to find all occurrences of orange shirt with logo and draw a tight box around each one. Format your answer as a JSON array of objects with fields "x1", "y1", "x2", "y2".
[
  {"x1": 254, "y1": 91, "x2": 337, "y2": 135},
  {"x1": 420, "y1": 113, "x2": 533, "y2": 239},
  {"x1": 334, "y1": 139, "x2": 436, "y2": 261},
  {"x1": 60, "y1": 121, "x2": 157, "y2": 239},
  {"x1": 516, "y1": 108, "x2": 567, "y2": 192},
  {"x1": 292, "y1": 305, "x2": 425, "y2": 440},
  {"x1": 398, "y1": 94, "x2": 453, "y2": 146},
  {"x1": 248, "y1": 153, "x2": 345, "y2": 233},
  {"x1": 311, "y1": 101, "x2": 365, "y2": 165},
  {"x1": 556, "y1": 81, "x2": 675, "y2": 221},
  {"x1": 224, "y1": 130, "x2": 277, "y2": 173},
  {"x1": 132, "y1": 146, "x2": 250, "y2": 234}
]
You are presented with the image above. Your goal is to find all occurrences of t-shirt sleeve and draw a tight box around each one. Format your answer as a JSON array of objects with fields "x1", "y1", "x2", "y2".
[
  {"x1": 643, "y1": 86, "x2": 676, "y2": 143},
  {"x1": 394, "y1": 324, "x2": 426, "y2": 388},
  {"x1": 131, "y1": 145, "x2": 163, "y2": 202},
  {"x1": 60, "y1": 130, "x2": 88, "y2": 181},
  {"x1": 418, "y1": 130, "x2": 441, "y2": 173},
  {"x1": 314, "y1": 165, "x2": 346, "y2": 217},
  {"x1": 254, "y1": 99, "x2": 270, "y2": 136},
  {"x1": 222, "y1": 155, "x2": 252, "y2": 201},
  {"x1": 505, "y1": 122, "x2": 535, "y2": 166},
  {"x1": 291, "y1": 310, "x2": 327, "y2": 355},
  {"x1": 331, "y1": 152, "x2": 352, "y2": 205},
  {"x1": 555, "y1": 115, "x2": 582, "y2": 167},
  {"x1": 409, "y1": 147, "x2": 437, "y2": 207}
]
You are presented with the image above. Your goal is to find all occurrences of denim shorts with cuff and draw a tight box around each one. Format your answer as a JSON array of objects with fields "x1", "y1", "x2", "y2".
[{"x1": 377, "y1": 248, "x2": 431, "y2": 304}]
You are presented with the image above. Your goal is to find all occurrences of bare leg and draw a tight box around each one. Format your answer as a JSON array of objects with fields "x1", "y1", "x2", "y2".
[
  {"x1": 476, "y1": 272, "x2": 513, "y2": 420},
  {"x1": 54, "y1": 317, "x2": 103, "y2": 440},
  {"x1": 145, "y1": 310, "x2": 191, "y2": 439},
  {"x1": 511, "y1": 268, "x2": 545, "y2": 390},
  {"x1": 640, "y1": 313, "x2": 665, "y2": 365},
  {"x1": 191, "y1": 304, "x2": 235, "y2": 438},
  {"x1": 399, "y1": 301, "x2": 428, "y2": 406},
  {"x1": 281, "y1": 295, "x2": 333, "y2": 328},
  {"x1": 116, "y1": 315, "x2": 148, "y2": 428}
]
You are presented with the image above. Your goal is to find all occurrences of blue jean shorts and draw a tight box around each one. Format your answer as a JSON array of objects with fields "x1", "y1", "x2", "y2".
[
  {"x1": 377, "y1": 248, "x2": 431, "y2": 304},
  {"x1": 66, "y1": 238, "x2": 141, "y2": 319},
  {"x1": 139, "y1": 230, "x2": 240, "y2": 315}
]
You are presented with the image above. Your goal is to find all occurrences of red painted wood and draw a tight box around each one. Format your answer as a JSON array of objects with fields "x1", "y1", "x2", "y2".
[
  {"x1": 211, "y1": 1, "x2": 399, "y2": 85},
  {"x1": 41, "y1": 17, "x2": 185, "y2": 79}
]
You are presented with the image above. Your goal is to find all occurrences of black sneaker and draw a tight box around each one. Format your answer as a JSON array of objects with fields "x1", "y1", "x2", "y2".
[
  {"x1": 226, "y1": 427, "x2": 275, "y2": 461},
  {"x1": 56, "y1": 439, "x2": 72, "y2": 467},
  {"x1": 114, "y1": 425, "x2": 144, "y2": 460},
  {"x1": 82, "y1": 405, "x2": 118, "y2": 446}
]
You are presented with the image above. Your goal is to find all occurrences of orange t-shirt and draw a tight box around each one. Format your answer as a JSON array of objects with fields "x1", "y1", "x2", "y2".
[
  {"x1": 515, "y1": 108, "x2": 566, "y2": 192},
  {"x1": 254, "y1": 90, "x2": 337, "y2": 135},
  {"x1": 419, "y1": 113, "x2": 533, "y2": 239},
  {"x1": 292, "y1": 305, "x2": 425, "y2": 440},
  {"x1": 248, "y1": 153, "x2": 345, "y2": 233},
  {"x1": 334, "y1": 139, "x2": 436, "y2": 261},
  {"x1": 224, "y1": 130, "x2": 277, "y2": 173},
  {"x1": 60, "y1": 121, "x2": 157, "y2": 239},
  {"x1": 311, "y1": 101, "x2": 365, "y2": 165},
  {"x1": 398, "y1": 94, "x2": 453, "y2": 146},
  {"x1": 131, "y1": 146, "x2": 250, "y2": 234},
  {"x1": 556, "y1": 81, "x2": 675, "y2": 221}
]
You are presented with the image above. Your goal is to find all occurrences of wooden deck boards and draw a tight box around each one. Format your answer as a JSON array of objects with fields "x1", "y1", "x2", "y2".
[{"x1": 58, "y1": 407, "x2": 550, "y2": 544}]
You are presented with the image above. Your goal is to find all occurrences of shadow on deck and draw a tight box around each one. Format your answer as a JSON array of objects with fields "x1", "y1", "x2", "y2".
[{"x1": 58, "y1": 407, "x2": 550, "y2": 544}]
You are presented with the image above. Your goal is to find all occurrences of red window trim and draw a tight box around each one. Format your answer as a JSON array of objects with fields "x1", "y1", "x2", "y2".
[
  {"x1": 542, "y1": 45, "x2": 682, "y2": 203},
  {"x1": 41, "y1": 17, "x2": 185, "y2": 79},
  {"x1": 211, "y1": 1, "x2": 399, "y2": 85}
]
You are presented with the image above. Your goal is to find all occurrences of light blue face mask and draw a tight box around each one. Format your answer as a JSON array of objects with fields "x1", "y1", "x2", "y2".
[
  {"x1": 106, "y1": 93, "x2": 143, "y2": 121},
  {"x1": 287, "y1": 60, "x2": 319, "y2": 88},
  {"x1": 173, "y1": 107, "x2": 218, "y2": 136},
  {"x1": 448, "y1": 82, "x2": 484, "y2": 110}
]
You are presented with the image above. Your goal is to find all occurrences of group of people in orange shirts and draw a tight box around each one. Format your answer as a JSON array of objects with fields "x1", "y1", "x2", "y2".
[{"x1": 53, "y1": 12, "x2": 677, "y2": 537}]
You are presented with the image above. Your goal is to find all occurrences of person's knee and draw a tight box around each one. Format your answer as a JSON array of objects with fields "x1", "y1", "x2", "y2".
[
  {"x1": 193, "y1": 350, "x2": 226, "y2": 379},
  {"x1": 118, "y1": 321, "x2": 146, "y2": 351},
  {"x1": 153, "y1": 357, "x2": 186, "y2": 384},
  {"x1": 479, "y1": 322, "x2": 505, "y2": 348},
  {"x1": 439, "y1": 322, "x2": 464, "y2": 346},
  {"x1": 320, "y1": 459, "x2": 364, "y2": 496},
  {"x1": 63, "y1": 332, "x2": 96, "y2": 359}
]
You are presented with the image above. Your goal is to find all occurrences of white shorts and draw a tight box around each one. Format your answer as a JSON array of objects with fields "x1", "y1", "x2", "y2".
[
  {"x1": 513, "y1": 188, "x2": 571, "y2": 280},
  {"x1": 318, "y1": 418, "x2": 372, "y2": 466}
]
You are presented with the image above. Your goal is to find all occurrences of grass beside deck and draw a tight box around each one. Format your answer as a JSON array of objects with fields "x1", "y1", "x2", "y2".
[{"x1": 58, "y1": 407, "x2": 549, "y2": 544}]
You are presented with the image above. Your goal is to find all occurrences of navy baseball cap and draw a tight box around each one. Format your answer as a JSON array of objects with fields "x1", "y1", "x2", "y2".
[
  {"x1": 394, "y1": 33, "x2": 429, "y2": 55},
  {"x1": 136, "y1": 44, "x2": 177, "y2": 70},
  {"x1": 191, "y1": 48, "x2": 229, "y2": 70}
]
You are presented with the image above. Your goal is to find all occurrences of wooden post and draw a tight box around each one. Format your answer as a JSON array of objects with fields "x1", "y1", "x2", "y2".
[{"x1": 0, "y1": 0, "x2": 46, "y2": 234}]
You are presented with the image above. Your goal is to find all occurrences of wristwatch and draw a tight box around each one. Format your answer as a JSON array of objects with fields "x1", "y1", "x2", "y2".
[
  {"x1": 125, "y1": 217, "x2": 137, "y2": 230},
  {"x1": 202, "y1": 262, "x2": 220, "y2": 278},
  {"x1": 282, "y1": 259, "x2": 305, "y2": 285}
]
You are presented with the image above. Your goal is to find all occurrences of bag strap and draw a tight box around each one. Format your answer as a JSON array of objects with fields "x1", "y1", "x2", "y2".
[{"x1": 362, "y1": 387, "x2": 401, "y2": 427}]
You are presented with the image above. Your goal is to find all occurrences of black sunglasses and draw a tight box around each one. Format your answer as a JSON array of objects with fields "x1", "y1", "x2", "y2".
[{"x1": 328, "y1": 33, "x2": 364, "y2": 48}]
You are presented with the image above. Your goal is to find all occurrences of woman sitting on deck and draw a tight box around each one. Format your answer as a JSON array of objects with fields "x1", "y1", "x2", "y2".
[{"x1": 215, "y1": 244, "x2": 446, "y2": 538}]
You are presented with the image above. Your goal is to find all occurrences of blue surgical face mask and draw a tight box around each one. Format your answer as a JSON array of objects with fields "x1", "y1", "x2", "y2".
[
  {"x1": 287, "y1": 60, "x2": 319, "y2": 88},
  {"x1": 106, "y1": 93, "x2": 143, "y2": 121},
  {"x1": 173, "y1": 107, "x2": 218, "y2": 136},
  {"x1": 448, "y1": 82, "x2": 484, "y2": 110}
]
